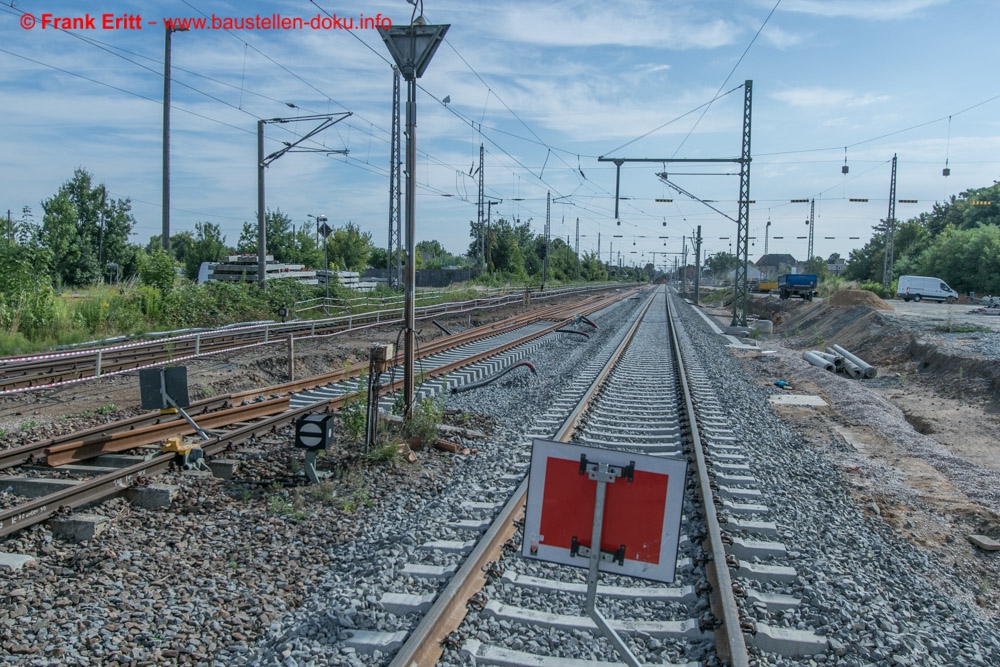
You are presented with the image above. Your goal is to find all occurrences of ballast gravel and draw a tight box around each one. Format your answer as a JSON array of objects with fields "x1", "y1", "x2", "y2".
[
  {"x1": 0, "y1": 291, "x2": 649, "y2": 666},
  {"x1": 3, "y1": 288, "x2": 998, "y2": 666},
  {"x1": 671, "y1": 296, "x2": 1000, "y2": 666}
]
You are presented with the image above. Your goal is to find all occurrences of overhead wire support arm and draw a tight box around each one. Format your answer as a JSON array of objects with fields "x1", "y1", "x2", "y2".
[
  {"x1": 261, "y1": 112, "x2": 353, "y2": 166},
  {"x1": 597, "y1": 156, "x2": 745, "y2": 220},
  {"x1": 257, "y1": 112, "x2": 352, "y2": 289},
  {"x1": 657, "y1": 174, "x2": 737, "y2": 224}
]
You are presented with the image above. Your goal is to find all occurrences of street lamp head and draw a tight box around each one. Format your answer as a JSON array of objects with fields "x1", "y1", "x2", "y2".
[{"x1": 379, "y1": 23, "x2": 450, "y2": 80}]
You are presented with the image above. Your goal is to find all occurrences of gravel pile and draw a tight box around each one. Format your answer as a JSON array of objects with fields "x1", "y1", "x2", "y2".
[{"x1": 673, "y1": 295, "x2": 1000, "y2": 666}]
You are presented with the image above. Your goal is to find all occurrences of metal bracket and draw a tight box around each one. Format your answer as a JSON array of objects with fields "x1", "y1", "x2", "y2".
[
  {"x1": 570, "y1": 536, "x2": 627, "y2": 566},
  {"x1": 578, "y1": 454, "x2": 635, "y2": 483}
]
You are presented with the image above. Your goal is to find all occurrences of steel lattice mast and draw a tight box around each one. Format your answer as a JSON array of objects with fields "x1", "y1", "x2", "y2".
[
  {"x1": 882, "y1": 154, "x2": 897, "y2": 289},
  {"x1": 807, "y1": 198, "x2": 815, "y2": 262},
  {"x1": 477, "y1": 143, "x2": 485, "y2": 272},
  {"x1": 731, "y1": 80, "x2": 753, "y2": 328},
  {"x1": 388, "y1": 67, "x2": 402, "y2": 289}
]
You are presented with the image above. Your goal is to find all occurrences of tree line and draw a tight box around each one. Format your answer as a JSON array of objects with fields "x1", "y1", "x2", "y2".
[
  {"x1": 839, "y1": 182, "x2": 1000, "y2": 294},
  {"x1": 0, "y1": 169, "x2": 640, "y2": 350}
]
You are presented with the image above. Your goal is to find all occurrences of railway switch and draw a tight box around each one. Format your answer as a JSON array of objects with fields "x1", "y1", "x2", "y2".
[
  {"x1": 161, "y1": 436, "x2": 209, "y2": 471},
  {"x1": 295, "y1": 413, "x2": 336, "y2": 484}
]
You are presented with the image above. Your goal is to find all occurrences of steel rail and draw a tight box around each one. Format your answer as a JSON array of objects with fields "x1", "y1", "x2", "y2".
[
  {"x1": 43, "y1": 397, "x2": 291, "y2": 466},
  {"x1": 0, "y1": 295, "x2": 620, "y2": 472},
  {"x1": 0, "y1": 396, "x2": 234, "y2": 472},
  {"x1": 665, "y1": 290, "x2": 750, "y2": 666},
  {"x1": 0, "y1": 291, "x2": 637, "y2": 538},
  {"x1": 388, "y1": 288, "x2": 658, "y2": 667},
  {"x1": 0, "y1": 285, "x2": 627, "y2": 393}
]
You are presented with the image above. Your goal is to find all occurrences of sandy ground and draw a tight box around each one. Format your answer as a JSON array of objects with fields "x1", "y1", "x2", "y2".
[{"x1": 709, "y1": 291, "x2": 1000, "y2": 617}]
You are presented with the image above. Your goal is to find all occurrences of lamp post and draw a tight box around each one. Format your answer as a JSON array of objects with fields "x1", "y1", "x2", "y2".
[
  {"x1": 485, "y1": 199, "x2": 501, "y2": 271},
  {"x1": 379, "y1": 12, "x2": 449, "y2": 417},
  {"x1": 162, "y1": 24, "x2": 188, "y2": 254}
]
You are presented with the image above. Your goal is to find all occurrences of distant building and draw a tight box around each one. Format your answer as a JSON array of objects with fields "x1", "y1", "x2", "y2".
[
  {"x1": 756, "y1": 253, "x2": 797, "y2": 277},
  {"x1": 727, "y1": 264, "x2": 765, "y2": 282}
]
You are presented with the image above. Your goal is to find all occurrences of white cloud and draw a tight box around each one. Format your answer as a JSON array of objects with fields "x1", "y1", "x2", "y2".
[
  {"x1": 485, "y1": 1, "x2": 738, "y2": 49},
  {"x1": 772, "y1": 87, "x2": 890, "y2": 108},
  {"x1": 641, "y1": 64, "x2": 672, "y2": 74},
  {"x1": 778, "y1": 0, "x2": 945, "y2": 20},
  {"x1": 761, "y1": 24, "x2": 804, "y2": 48}
]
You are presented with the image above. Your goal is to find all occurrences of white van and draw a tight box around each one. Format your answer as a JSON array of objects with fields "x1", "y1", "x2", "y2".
[{"x1": 897, "y1": 275, "x2": 959, "y2": 303}]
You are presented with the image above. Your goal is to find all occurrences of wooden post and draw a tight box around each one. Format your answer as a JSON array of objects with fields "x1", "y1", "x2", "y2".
[{"x1": 288, "y1": 333, "x2": 295, "y2": 382}]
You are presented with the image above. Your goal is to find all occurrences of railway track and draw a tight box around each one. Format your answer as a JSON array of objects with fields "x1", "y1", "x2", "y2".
[
  {"x1": 0, "y1": 284, "x2": 621, "y2": 394},
  {"x1": 4, "y1": 287, "x2": 999, "y2": 665},
  {"x1": 0, "y1": 290, "x2": 635, "y2": 538},
  {"x1": 252, "y1": 286, "x2": 826, "y2": 665}
]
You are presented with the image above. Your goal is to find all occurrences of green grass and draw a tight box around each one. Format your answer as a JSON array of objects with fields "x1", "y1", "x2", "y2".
[
  {"x1": 367, "y1": 441, "x2": 404, "y2": 464},
  {"x1": 339, "y1": 488, "x2": 372, "y2": 512},
  {"x1": 267, "y1": 494, "x2": 309, "y2": 520}
]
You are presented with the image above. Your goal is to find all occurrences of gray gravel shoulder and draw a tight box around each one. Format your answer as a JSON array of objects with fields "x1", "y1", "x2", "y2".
[{"x1": 675, "y1": 298, "x2": 1000, "y2": 666}]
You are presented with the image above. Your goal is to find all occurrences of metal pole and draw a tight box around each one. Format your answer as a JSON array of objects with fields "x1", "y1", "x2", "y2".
[
  {"x1": 257, "y1": 120, "x2": 267, "y2": 288},
  {"x1": 883, "y1": 154, "x2": 897, "y2": 289},
  {"x1": 162, "y1": 28, "x2": 173, "y2": 254},
  {"x1": 807, "y1": 198, "x2": 815, "y2": 261},
  {"x1": 403, "y1": 77, "x2": 417, "y2": 417},
  {"x1": 584, "y1": 468, "x2": 641, "y2": 667},
  {"x1": 97, "y1": 185, "x2": 107, "y2": 272},
  {"x1": 694, "y1": 225, "x2": 702, "y2": 305},
  {"x1": 542, "y1": 192, "x2": 550, "y2": 289},
  {"x1": 477, "y1": 143, "x2": 485, "y2": 272},
  {"x1": 389, "y1": 67, "x2": 402, "y2": 289},
  {"x1": 731, "y1": 80, "x2": 752, "y2": 328},
  {"x1": 575, "y1": 217, "x2": 580, "y2": 281}
]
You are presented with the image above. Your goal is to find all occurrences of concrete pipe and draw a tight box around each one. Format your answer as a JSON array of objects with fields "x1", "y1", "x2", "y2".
[
  {"x1": 803, "y1": 350, "x2": 835, "y2": 372},
  {"x1": 817, "y1": 351, "x2": 844, "y2": 369},
  {"x1": 824, "y1": 347, "x2": 846, "y2": 370},
  {"x1": 841, "y1": 358, "x2": 863, "y2": 379},
  {"x1": 831, "y1": 344, "x2": 877, "y2": 378}
]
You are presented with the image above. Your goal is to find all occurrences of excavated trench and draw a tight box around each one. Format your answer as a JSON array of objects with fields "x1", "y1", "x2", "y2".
[{"x1": 750, "y1": 297, "x2": 1000, "y2": 403}]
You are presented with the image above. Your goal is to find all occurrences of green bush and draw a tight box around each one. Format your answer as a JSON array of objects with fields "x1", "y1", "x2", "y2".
[
  {"x1": 402, "y1": 395, "x2": 444, "y2": 444},
  {"x1": 859, "y1": 281, "x2": 896, "y2": 299}
]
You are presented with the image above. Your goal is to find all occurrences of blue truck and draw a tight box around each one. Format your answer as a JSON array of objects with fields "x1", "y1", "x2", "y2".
[{"x1": 778, "y1": 274, "x2": 817, "y2": 301}]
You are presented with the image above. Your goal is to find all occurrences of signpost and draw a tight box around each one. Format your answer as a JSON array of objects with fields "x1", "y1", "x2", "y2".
[{"x1": 522, "y1": 439, "x2": 687, "y2": 665}]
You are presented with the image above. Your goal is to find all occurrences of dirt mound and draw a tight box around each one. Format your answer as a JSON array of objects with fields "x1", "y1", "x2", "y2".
[{"x1": 829, "y1": 289, "x2": 893, "y2": 310}]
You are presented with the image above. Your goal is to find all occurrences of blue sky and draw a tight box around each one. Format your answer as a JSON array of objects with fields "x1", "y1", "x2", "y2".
[{"x1": 2, "y1": 0, "x2": 998, "y2": 270}]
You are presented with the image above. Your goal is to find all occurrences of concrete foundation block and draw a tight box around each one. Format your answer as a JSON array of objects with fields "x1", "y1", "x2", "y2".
[
  {"x1": 0, "y1": 476, "x2": 79, "y2": 497},
  {"x1": 51, "y1": 513, "x2": 110, "y2": 542},
  {"x1": 123, "y1": 483, "x2": 179, "y2": 509},
  {"x1": 208, "y1": 458, "x2": 239, "y2": 480}
]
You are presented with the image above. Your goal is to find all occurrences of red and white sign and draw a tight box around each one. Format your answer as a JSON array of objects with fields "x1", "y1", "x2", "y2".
[{"x1": 522, "y1": 439, "x2": 687, "y2": 583}]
